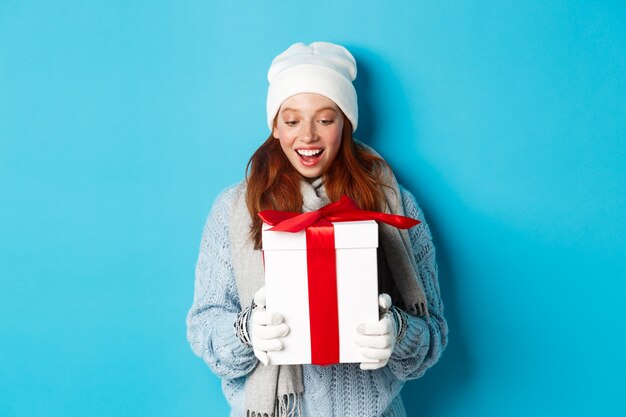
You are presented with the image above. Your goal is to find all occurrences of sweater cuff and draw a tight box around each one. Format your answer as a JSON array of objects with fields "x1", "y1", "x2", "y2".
[
  {"x1": 391, "y1": 313, "x2": 430, "y2": 360},
  {"x1": 216, "y1": 311, "x2": 254, "y2": 357}
]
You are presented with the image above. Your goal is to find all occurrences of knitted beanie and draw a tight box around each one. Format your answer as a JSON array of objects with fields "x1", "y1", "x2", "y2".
[{"x1": 266, "y1": 42, "x2": 358, "y2": 132}]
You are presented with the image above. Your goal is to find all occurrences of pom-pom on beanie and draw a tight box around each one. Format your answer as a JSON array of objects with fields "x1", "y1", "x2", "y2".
[{"x1": 266, "y1": 42, "x2": 358, "y2": 132}]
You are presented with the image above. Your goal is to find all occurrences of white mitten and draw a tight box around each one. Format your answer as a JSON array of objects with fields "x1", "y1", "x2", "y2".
[
  {"x1": 355, "y1": 293, "x2": 397, "y2": 370},
  {"x1": 250, "y1": 286, "x2": 289, "y2": 366}
]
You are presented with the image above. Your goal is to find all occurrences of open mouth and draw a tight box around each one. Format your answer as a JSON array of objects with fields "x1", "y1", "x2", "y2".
[{"x1": 296, "y1": 148, "x2": 324, "y2": 166}]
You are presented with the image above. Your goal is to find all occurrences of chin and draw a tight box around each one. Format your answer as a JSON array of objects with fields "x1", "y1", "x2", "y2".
[{"x1": 297, "y1": 169, "x2": 324, "y2": 179}]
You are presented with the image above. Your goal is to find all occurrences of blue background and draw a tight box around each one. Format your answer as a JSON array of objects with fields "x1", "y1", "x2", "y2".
[{"x1": 1, "y1": 1, "x2": 625, "y2": 416}]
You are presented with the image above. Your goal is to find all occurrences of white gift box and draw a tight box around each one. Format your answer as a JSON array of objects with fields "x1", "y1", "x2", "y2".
[{"x1": 262, "y1": 220, "x2": 379, "y2": 365}]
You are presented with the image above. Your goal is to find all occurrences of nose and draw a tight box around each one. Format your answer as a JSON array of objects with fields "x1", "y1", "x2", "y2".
[{"x1": 300, "y1": 121, "x2": 317, "y2": 142}]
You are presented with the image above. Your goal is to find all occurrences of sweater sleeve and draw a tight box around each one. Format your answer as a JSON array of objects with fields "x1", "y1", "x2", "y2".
[
  {"x1": 186, "y1": 186, "x2": 258, "y2": 379},
  {"x1": 386, "y1": 187, "x2": 448, "y2": 380}
]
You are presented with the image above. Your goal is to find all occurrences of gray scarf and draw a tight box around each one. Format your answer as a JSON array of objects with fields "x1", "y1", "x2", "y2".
[{"x1": 229, "y1": 163, "x2": 428, "y2": 417}]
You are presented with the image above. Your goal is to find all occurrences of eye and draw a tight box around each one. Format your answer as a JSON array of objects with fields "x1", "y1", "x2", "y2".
[
  {"x1": 318, "y1": 119, "x2": 333, "y2": 126},
  {"x1": 285, "y1": 120, "x2": 299, "y2": 127}
]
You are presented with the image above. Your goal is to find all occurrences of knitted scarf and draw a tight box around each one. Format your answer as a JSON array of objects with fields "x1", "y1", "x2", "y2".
[{"x1": 229, "y1": 159, "x2": 428, "y2": 417}]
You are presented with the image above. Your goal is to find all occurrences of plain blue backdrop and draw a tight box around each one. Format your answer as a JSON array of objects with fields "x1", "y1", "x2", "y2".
[{"x1": 1, "y1": 1, "x2": 625, "y2": 416}]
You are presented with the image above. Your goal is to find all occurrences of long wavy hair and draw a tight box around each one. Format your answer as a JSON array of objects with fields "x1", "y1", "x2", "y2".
[{"x1": 245, "y1": 118, "x2": 390, "y2": 249}]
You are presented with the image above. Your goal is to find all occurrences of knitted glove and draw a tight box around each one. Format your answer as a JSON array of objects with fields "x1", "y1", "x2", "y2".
[
  {"x1": 355, "y1": 293, "x2": 397, "y2": 370},
  {"x1": 250, "y1": 286, "x2": 289, "y2": 366}
]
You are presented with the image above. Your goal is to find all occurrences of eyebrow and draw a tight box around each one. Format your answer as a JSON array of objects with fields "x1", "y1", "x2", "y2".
[{"x1": 280, "y1": 107, "x2": 339, "y2": 114}]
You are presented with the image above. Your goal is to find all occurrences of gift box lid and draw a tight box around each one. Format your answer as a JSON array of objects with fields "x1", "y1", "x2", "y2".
[{"x1": 262, "y1": 220, "x2": 378, "y2": 251}]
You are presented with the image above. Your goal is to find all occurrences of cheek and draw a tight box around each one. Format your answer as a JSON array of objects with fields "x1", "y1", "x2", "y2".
[
  {"x1": 323, "y1": 134, "x2": 343, "y2": 166},
  {"x1": 277, "y1": 136, "x2": 294, "y2": 158},
  {"x1": 328, "y1": 129, "x2": 343, "y2": 153},
  {"x1": 275, "y1": 125, "x2": 292, "y2": 144}
]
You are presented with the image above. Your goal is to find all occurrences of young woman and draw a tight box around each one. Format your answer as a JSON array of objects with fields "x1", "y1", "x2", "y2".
[{"x1": 187, "y1": 42, "x2": 448, "y2": 417}]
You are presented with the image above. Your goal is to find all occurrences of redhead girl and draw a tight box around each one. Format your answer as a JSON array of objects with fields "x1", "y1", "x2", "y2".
[{"x1": 187, "y1": 42, "x2": 448, "y2": 417}]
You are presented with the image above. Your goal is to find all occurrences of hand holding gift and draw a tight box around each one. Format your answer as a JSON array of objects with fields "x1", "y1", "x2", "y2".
[
  {"x1": 250, "y1": 286, "x2": 290, "y2": 366},
  {"x1": 356, "y1": 294, "x2": 397, "y2": 371}
]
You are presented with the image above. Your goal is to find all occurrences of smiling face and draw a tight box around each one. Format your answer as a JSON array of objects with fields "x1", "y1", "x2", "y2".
[{"x1": 272, "y1": 93, "x2": 344, "y2": 179}]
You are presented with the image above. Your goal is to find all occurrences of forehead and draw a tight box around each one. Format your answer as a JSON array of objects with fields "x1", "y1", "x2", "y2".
[{"x1": 279, "y1": 93, "x2": 340, "y2": 113}]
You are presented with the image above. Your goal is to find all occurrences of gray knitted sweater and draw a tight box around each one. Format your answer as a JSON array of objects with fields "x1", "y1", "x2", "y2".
[{"x1": 186, "y1": 182, "x2": 447, "y2": 417}]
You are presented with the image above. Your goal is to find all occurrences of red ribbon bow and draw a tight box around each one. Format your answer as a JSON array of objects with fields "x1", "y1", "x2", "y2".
[
  {"x1": 259, "y1": 195, "x2": 419, "y2": 365},
  {"x1": 259, "y1": 195, "x2": 420, "y2": 232}
]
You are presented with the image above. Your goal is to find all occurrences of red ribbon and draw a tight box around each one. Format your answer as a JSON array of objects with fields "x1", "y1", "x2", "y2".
[{"x1": 259, "y1": 195, "x2": 419, "y2": 365}]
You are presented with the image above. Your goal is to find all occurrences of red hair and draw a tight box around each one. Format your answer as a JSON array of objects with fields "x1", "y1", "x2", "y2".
[{"x1": 245, "y1": 119, "x2": 389, "y2": 249}]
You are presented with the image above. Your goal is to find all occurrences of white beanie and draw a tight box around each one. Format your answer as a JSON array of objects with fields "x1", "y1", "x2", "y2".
[{"x1": 266, "y1": 42, "x2": 358, "y2": 132}]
